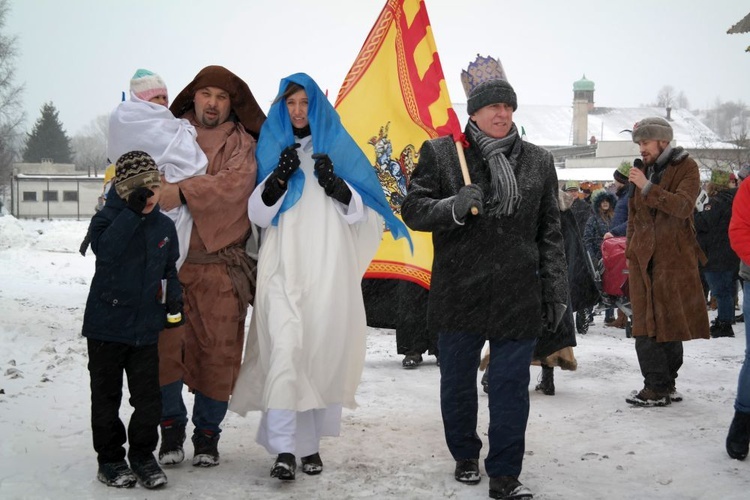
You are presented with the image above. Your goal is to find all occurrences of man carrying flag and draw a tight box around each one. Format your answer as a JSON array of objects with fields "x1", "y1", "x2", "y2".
[{"x1": 401, "y1": 60, "x2": 568, "y2": 499}]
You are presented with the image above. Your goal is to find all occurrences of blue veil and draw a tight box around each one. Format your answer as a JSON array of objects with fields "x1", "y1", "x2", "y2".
[{"x1": 255, "y1": 72, "x2": 412, "y2": 250}]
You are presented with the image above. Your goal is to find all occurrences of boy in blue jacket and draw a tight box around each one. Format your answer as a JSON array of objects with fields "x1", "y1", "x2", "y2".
[{"x1": 82, "y1": 150, "x2": 184, "y2": 489}]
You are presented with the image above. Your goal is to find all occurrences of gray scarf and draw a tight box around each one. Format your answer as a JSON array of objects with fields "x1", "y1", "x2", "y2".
[{"x1": 467, "y1": 120, "x2": 522, "y2": 217}]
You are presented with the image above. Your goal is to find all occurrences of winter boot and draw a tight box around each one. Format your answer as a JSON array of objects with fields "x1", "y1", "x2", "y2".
[
  {"x1": 726, "y1": 411, "x2": 750, "y2": 460},
  {"x1": 534, "y1": 365, "x2": 555, "y2": 396},
  {"x1": 96, "y1": 460, "x2": 137, "y2": 488},
  {"x1": 271, "y1": 453, "x2": 297, "y2": 480},
  {"x1": 192, "y1": 430, "x2": 220, "y2": 467},
  {"x1": 402, "y1": 353, "x2": 423, "y2": 369},
  {"x1": 300, "y1": 452, "x2": 323, "y2": 475},
  {"x1": 129, "y1": 454, "x2": 168, "y2": 489},
  {"x1": 158, "y1": 421, "x2": 186, "y2": 465},
  {"x1": 489, "y1": 475, "x2": 533, "y2": 499},
  {"x1": 710, "y1": 319, "x2": 735, "y2": 338},
  {"x1": 625, "y1": 387, "x2": 671, "y2": 407},
  {"x1": 454, "y1": 458, "x2": 481, "y2": 484}
]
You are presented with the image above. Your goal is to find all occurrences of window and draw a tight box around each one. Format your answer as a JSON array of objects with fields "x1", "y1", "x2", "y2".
[
  {"x1": 23, "y1": 191, "x2": 37, "y2": 202},
  {"x1": 63, "y1": 191, "x2": 78, "y2": 202},
  {"x1": 43, "y1": 191, "x2": 58, "y2": 202}
]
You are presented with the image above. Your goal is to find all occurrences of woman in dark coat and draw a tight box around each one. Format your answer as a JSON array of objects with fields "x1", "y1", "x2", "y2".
[{"x1": 584, "y1": 189, "x2": 617, "y2": 323}]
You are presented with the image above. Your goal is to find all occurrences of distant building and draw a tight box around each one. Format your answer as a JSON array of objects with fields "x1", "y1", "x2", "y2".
[{"x1": 10, "y1": 160, "x2": 104, "y2": 220}]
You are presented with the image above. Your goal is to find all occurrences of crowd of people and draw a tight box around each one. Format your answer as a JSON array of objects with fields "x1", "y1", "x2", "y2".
[{"x1": 78, "y1": 62, "x2": 750, "y2": 500}]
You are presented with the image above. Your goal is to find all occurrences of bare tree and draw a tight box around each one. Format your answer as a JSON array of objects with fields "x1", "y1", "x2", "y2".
[
  {"x1": 656, "y1": 85, "x2": 676, "y2": 109},
  {"x1": 72, "y1": 114, "x2": 108, "y2": 175},
  {"x1": 0, "y1": 0, "x2": 25, "y2": 201}
]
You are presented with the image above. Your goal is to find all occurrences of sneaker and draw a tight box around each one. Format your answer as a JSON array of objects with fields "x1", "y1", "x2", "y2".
[
  {"x1": 300, "y1": 452, "x2": 323, "y2": 475},
  {"x1": 454, "y1": 458, "x2": 481, "y2": 484},
  {"x1": 402, "y1": 354, "x2": 423, "y2": 369},
  {"x1": 489, "y1": 475, "x2": 533, "y2": 499},
  {"x1": 626, "y1": 387, "x2": 671, "y2": 407},
  {"x1": 159, "y1": 421, "x2": 186, "y2": 465},
  {"x1": 129, "y1": 455, "x2": 167, "y2": 489},
  {"x1": 96, "y1": 460, "x2": 137, "y2": 488},
  {"x1": 271, "y1": 453, "x2": 296, "y2": 480},
  {"x1": 192, "y1": 430, "x2": 220, "y2": 467}
]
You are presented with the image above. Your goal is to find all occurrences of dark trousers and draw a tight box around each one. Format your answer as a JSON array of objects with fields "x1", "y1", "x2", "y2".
[
  {"x1": 87, "y1": 339, "x2": 161, "y2": 464},
  {"x1": 634, "y1": 336, "x2": 683, "y2": 392},
  {"x1": 438, "y1": 332, "x2": 536, "y2": 478}
]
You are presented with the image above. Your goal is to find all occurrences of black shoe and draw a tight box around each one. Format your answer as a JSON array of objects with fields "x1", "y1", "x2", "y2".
[
  {"x1": 489, "y1": 476, "x2": 533, "y2": 499},
  {"x1": 710, "y1": 319, "x2": 735, "y2": 338},
  {"x1": 454, "y1": 458, "x2": 481, "y2": 484},
  {"x1": 129, "y1": 455, "x2": 167, "y2": 489},
  {"x1": 726, "y1": 411, "x2": 750, "y2": 460},
  {"x1": 301, "y1": 452, "x2": 323, "y2": 475},
  {"x1": 271, "y1": 453, "x2": 297, "y2": 480},
  {"x1": 625, "y1": 387, "x2": 671, "y2": 407},
  {"x1": 159, "y1": 421, "x2": 186, "y2": 465},
  {"x1": 402, "y1": 354, "x2": 423, "y2": 369},
  {"x1": 534, "y1": 366, "x2": 555, "y2": 396},
  {"x1": 96, "y1": 460, "x2": 137, "y2": 488},
  {"x1": 192, "y1": 430, "x2": 220, "y2": 467}
]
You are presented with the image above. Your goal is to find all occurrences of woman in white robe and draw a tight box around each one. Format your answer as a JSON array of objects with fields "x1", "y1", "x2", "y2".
[{"x1": 229, "y1": 73, "x2": 411, "y2": 480}]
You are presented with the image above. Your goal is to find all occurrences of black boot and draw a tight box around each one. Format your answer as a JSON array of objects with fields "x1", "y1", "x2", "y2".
[
  {"x1": 535, "y1": 365, "x2": 555, "y2": 396},
  {"x1": 192, "y1": 430, "x2": 220, "y2": 467},
  {"x1": 710, "y1": 319, "x2": 735, "y2": 338},
  {"x1": 271, "y1": 453, "x2": 297, "y2": 480},
  {"x1": 158, "y1": 421, "x2": 186, "y2": 465},
  {"x1": 726, "y1": 411, "x2": 750, "y2": 460}
]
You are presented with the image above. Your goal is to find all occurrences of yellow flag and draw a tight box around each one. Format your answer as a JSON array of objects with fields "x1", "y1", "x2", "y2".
[{"x1": 335, "y1": 0, "x2": 461, "y2": 289}]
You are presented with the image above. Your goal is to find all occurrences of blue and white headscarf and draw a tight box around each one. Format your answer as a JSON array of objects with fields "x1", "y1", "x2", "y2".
[{"x1": 256, "y1": 72, "x2": 412, "y2": 250}]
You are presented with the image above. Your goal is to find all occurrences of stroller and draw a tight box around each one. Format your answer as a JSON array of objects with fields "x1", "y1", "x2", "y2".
[{"x1": 585, "y1": 236, "x2": 633, "y2": 337}]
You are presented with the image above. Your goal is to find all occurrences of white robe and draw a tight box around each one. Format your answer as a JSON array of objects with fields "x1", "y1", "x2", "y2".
[
  {"x1": 230, "y1": 135, "x2": 382, "y2": 427},
  {"x1": 107, "y1": 92, "x2": 208, "y2": 269}
]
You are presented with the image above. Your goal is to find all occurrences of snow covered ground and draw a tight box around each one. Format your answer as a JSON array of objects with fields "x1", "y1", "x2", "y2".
[{"x1": 1, "y1": 216, "x2": 749, "y2": 499}]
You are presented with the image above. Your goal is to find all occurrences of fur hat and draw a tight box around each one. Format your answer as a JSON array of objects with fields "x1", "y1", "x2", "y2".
[
  {"x1": 613, "y1": 161, "x2": 632, "y2": 184},
  {"x1": 114, "y1": 151, "x2": 160, "y2": 200},
  {"x1": 169, "y1": 65, "x2": 266, "y2": 135},
  {"x1": 631, "y1": 117, "x2": 673, "y2": 143},
  {"x1": 710, "y1": 169, "x2": 731, "y2": 188},
  {"x1": 130, "y1": 69, "x2": 168, "y2": 103},
  {"x1": 467, "y1": 79, "x2": 517, "y2": 115}
]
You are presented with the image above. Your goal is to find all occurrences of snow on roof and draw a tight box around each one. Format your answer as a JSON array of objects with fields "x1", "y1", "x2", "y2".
[{"x1": 452, "y1": 103, "x2": 728, "y2": 149}]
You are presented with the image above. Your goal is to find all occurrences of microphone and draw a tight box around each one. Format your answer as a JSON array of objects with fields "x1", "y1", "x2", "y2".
[{"x1": 629, "y1": 158, "x2": 644, "y2": 198}]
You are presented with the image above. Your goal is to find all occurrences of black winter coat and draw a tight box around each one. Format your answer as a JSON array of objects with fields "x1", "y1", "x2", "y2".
[
  {"x1": 402, "y1": 127, "x2": 568, "y2": 340},
  {"x1": 696, "y1": 188, "x2": 740, "y2": 273},
  {"x1": 82, "y1": 189, "x2": 182, "y2": 346}
]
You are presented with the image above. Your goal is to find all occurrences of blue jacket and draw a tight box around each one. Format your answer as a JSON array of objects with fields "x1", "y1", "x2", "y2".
[
  {"x1": 82, "y1": 189, "x2": 181, "y2": 346},
  {"x1": 609, "y1": 186, "x2": 629, "y2": 237}
]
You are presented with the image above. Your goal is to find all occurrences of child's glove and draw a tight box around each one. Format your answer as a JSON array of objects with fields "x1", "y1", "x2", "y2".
[
  {"x1": 165, "y1": 300, "x2": 185, "y2": 328},
  {"x1": 127, "y1": 187, "x2": 153, "y2": 214}
]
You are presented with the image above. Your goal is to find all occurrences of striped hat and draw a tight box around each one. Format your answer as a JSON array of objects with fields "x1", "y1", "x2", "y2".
[
  {"x1": 130, "y1": 69, "x2": 168, "y2": 103},
  {"x1": 114, "y1": 151, "x2": 160, "y2": 200}
]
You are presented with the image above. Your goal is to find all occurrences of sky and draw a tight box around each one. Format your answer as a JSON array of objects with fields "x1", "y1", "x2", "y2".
[
  {"x1": 5, "y1": 0, "x2": 750, "y2": 138},
  {"x1": 2, "y1": 215, "x2": 750, "y2": 499}
]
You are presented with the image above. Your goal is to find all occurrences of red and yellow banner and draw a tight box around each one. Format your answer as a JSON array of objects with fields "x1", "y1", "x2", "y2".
[{"x1": 335, "y1": 0, "x2": 461, "y2": 289}]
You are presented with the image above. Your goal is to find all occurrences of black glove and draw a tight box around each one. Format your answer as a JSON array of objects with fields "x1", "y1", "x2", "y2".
[
  {"x1": 274, "y1": 143, "x2": 301, "y2": 183},
  {"x1": 543, "y1": 302, "x2": 567, "y2": 332},
  {"x1": 126, "y1": 187, "x2": 153, "y2": 214},
  {"x1": 312, "y1": 153, "x2": 352, "y2": 205},
  {"x1": 165, "y1": 299, "x2": 185, "y2": 329},
  {"x1": 453, "y1": 184, "x2": 484, "y2": 221}
]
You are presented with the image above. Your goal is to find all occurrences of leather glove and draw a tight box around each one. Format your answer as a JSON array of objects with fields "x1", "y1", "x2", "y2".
[
  {"x1": 453, "y1": 184, "x2": 484, "y2": 221},
  {"x1": 274, "y1": 143, "x2": 301, "y2": 183},
  {"x1": 165, "y1": 299, "x2": 185, "y2": 329},
  {"x1": 312, "y1": 153, "x2": 352, "y2": 205},
  {"x1": 543, "y1": 302, "x2": 567, "y2": 332},
  {"x1": 126, "y1": 187, "x2": 153, "y2": 214}
]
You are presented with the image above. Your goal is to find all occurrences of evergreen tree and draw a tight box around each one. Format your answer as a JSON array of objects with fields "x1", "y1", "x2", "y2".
[{"x1": 23, "y1": 102, "x2": 73, "y2": 163}]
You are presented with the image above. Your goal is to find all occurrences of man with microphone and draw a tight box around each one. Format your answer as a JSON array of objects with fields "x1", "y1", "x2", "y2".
[{"x1": 624, "y1": 117, "x2": 710, "y2": 407}]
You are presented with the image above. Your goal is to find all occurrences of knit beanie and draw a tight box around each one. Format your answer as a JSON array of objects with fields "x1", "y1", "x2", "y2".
[
  {"x1": 467, "y1": 79, "x2": 517, "y2": 115},
  {"x1": 114, "y1": 151, "x2": 160, "y2": 200},
  {"x1": 613, "y1": 161, "x2": 632, "y2": 184},
  {"x1": 130, "y1": 69, "x2": 168, "y2": 103},
  {"x1": 631, "y1": 117, "x2": 673, "y2": 143},
  {"x1": 710, "y1": 169, "x2": 731, "y2": 188}
]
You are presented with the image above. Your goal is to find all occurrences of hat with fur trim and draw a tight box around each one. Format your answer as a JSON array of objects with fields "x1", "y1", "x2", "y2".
[
  {"x1": 130, "y1": 69, "x2": 168, "y2": 103},
  {"x1": 467, "y1": 79, "x2": 517, "y2": 115},
  {"x1": 631, "y1": 117, "x2": 673, "y2": 143},
  {"x1": 114, "y1": 151, "x2": 160, "y2": 200}
]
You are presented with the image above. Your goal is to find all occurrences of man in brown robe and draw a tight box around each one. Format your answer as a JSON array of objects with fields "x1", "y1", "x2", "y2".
[{"x1": 156, "y1": 65, "x2": 265, "y2": 467}]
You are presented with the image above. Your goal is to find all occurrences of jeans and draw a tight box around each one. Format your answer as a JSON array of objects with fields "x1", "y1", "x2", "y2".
[
  {"x1": 736, "y1": 281, "x2": 750, "y2": 413},
  {"x1": 704, "y1": 271, "x2": 736, "y2": 323},
  {"x1": 161, "y1": 379, "x2": 228, "y2": 436},
  {"x1": 438, "y1": 331, "x2": 536, "y2": 478}
]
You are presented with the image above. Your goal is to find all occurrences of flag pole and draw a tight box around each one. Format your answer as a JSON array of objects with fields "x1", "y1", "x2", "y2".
[{"x1": 455, "y1": 141, "x2": 479, "y2": 215}]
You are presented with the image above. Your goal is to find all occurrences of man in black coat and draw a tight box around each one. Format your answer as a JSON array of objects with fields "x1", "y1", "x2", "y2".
[{"x1": 402, "y1": 78, "x2": 568, "y2": 500}]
